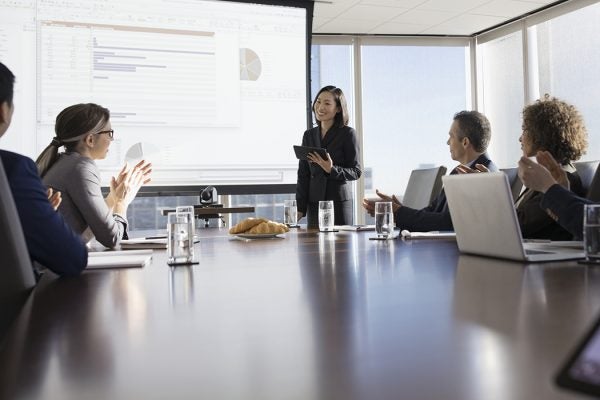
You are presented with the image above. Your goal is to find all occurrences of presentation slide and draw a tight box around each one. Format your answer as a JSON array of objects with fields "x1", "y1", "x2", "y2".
[{"x1": 0, "y1": 0, "x2": 308, "y2": 185}]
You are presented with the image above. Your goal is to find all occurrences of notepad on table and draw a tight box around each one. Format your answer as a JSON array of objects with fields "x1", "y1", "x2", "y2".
[
  {"x1": 400, "y1": 230, "x2": 456, "y2": 240},
  {"x1": 120, "y1": 238, "x2": 167, "y2": 249},
  {"x1": 87, "y1": 249, "x2": 153, "y2": 269},
  {"x1": 335, "y1": 224, "x2": 376, "y2": 231},
  {"x1": 120, "y1": 236, "x2": 200, "y2": 250}
]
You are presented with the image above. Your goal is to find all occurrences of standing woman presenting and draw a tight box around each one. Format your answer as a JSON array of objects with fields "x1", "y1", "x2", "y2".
[{"x1": 296, "y1": 85, "x2": 362, "y2": 228}]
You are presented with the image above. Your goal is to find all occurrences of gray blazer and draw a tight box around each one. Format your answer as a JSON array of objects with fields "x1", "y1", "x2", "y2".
[{"x1": 42, "y1": 152, "x2": 127, "y2": 248}]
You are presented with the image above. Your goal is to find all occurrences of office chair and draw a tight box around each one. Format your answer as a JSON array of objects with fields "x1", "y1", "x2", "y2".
[
  {"x1": 402, "y1": 166, "x2": 447, "y2": 209},
  {"x1": 0, "y1": 159, "x2": 36, "y2": 345},
  {"x1": 574, "y1": 160, "x2": 600, "y2": 201},
  {"x1": 500, "y1": 167, "x2": 523, "y2": 201}
]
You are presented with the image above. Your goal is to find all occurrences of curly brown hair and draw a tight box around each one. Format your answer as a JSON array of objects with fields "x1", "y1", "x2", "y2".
[{"x1": 522, "y1": 94, "x2": 587, "y2": 165}]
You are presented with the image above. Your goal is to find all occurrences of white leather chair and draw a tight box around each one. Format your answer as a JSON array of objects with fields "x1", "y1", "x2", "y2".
[{"x1": 0, "y1": 159, "x2": 36, "y2": 344}]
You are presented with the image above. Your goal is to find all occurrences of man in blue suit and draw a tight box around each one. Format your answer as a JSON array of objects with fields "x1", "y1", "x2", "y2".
[
  {"x1": 363, "y1": 110, "x2": 497, "y2": 232},
  {"x1": 0, "y1": 62, "x2": 87, "y2": 276}
]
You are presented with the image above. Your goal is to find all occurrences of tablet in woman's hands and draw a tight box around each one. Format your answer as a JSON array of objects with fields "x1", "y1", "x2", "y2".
[{"x1": 293, "y1": 145, "x2": 328, "y2": 161}]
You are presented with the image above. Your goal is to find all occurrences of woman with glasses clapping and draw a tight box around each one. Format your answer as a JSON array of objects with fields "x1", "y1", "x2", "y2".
[{"x1": 36, "y1": 103, "x2": 152, "y2": 248}]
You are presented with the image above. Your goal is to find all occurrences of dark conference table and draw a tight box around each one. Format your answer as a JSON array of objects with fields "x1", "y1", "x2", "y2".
[{"x1": 1, "y1": 228, "x2": 599, "y2": 400}]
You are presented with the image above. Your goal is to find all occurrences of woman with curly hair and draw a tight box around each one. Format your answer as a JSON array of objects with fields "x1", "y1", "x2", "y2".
[{"x1": 516, "y1": 95, "x2": 588, "y2": 240}]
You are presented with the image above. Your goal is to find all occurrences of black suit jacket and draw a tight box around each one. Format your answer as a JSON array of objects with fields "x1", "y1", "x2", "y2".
[
  {"x1": 0, "y1": 150, "x2": 87, "y2": 277},
  {"x1": 394, "y1": 153, "x2": 497, "y2": 232},
  {"x1": 540, "y1": 183, "x2": 591, "y2": 241},
  {"x1": 296, "y1": 125, "x2": 362, "y2": 214},
  {"x1": 516, "y1": 169, "x2": 583, "y2": 240}
]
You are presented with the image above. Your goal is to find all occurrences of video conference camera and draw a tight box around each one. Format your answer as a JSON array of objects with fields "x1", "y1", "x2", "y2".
[{"x1": 200, "y1": 186, "x2": 218, "y2": 205}]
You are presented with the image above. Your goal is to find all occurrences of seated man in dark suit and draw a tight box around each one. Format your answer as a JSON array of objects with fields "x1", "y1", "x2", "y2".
[
  {"x1": 362, "y1": 110, "x2": 497, "y2": 232},
  {"x1": 0, "y1": 62, "x2": 87, "y2": 277},
  {"x1": 518, "y1": 150, "x2": 591, "y2": 240}
]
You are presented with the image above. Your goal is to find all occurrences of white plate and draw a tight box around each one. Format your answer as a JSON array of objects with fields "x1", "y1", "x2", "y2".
[{"x1": 234, "y1": 233, "x2": 282, "y2": 239}]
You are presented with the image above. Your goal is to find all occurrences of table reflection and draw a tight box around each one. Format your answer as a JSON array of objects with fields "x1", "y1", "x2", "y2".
[
  {"x1": 299, "y1": 232, "x2": 369, "y2": 399},
  {"x1": 169, "y1": 265, "x2": 195, "y2": 308},
  {"x1": 0, "y1": 273, "x2": 115, "y2": 399}
]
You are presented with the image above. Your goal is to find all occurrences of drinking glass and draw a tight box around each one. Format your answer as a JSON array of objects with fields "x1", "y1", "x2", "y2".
[
  {"x1": 176, "y1": 205, "x2": 195, "y2": 233},
  {"x1": 167, "y1": 212, "x2": 194, "y2": 265},
  {"x1": 375, "y1": 201, "x2": 394, "y2": 239},
  {"x1": 584, "y1": 204, "x2": 600, "y2": 260},
  {"x1": 318, "y1": 200, "x2": 334, "y2": 232},
  {"x1": 284, "y1": 199, "x2": 298, "y2": 226}
]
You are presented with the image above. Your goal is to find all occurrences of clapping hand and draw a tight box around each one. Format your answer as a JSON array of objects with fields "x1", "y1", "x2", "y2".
[
  {"x1": 47, "y1": 187, "x2": 62, "y2": 211},
  {"x1": 109, "y1": 160, "x2": 153, "y2": 205},
  {"x1": 455, "y1": 163, "x2": 489, "y2": 174},
  {"x1": 518, "y1": 151, "x2": 568, "y2": 193}
]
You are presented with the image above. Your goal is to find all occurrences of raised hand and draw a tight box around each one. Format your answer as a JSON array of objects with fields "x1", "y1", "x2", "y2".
[
  {"x1": 518, "y1": 153, "x2": 565, "y2": 194},
  {"x1": 536, "y1": 151, "x2": 569, "y2": 189},
  {"x1": 107, "y1": 160, "x2": 153, "y2": 212},
  {"x1": 456, "y1": 163, "x2": 489, "y2": 174},
  {"x1": 47, "y1": 187, "x2": 62, "y2": 211}
]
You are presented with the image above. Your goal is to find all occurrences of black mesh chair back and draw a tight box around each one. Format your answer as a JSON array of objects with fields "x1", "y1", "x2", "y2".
[
  {"x1": 574, "y1": 161, "x2": 600, "y2": 201},
  {"x1": 0, "y1": 159, "x2": 36, "y2": 346}
]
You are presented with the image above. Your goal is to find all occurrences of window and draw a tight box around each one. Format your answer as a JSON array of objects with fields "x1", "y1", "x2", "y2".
[
  {"x1": 477, "y1": 30, "x2": 525, "y2": 168},
  {"x1": 127, "y1": 195, "x2": 200, "y2": 230},
  {"x1": 230, "y1": 194, "x2": 294, "y2": 226},
  {"x1": 530, "y1": 2, "x2": 600, "y2": 161},
  {"x1": 311, "y1": 43, "x2": 355, "y2": 126},
  {"x1": 361, "y1": 43, "x2": 470, "y2": 196}
]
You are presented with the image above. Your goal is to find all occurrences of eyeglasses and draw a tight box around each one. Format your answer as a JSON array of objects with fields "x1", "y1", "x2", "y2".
[{"x1": 95, "y1": 129, "x2": 114, "y2": 140}]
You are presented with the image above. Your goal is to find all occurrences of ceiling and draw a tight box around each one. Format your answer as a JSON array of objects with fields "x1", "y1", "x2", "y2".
[{"x1": 312, "y1": 0, "x2": 563, "y2": 36}]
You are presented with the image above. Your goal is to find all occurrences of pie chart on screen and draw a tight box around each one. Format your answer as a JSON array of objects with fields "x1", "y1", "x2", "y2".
[
  {"x1": 240, "y1": 48, "x2": 262, "y2": 81},
  {"x1": 125, "y1": 142, "x2": 160, "y2": 163}
]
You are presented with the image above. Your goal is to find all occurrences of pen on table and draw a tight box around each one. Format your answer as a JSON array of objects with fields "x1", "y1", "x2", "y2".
[
  {"x1": 145, "y1": 235, "x2": 167, "y2": 239},
  {"x1": 525, "y1": 239, "x2": 551, "y2": 243}
]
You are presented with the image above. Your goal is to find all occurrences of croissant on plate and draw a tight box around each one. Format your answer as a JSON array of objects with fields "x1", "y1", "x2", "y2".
[
  {"x1": 228, "y1": 217, "x2": 268, "y2": 234},
  {"x1": 229, "y1": 217, "x2": 289, "y2": 234},
  {"x1": 246, "y1": 221, "x2": 289, "y2": 234}
]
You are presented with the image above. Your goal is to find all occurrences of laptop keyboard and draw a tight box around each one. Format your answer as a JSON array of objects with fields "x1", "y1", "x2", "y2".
[{"x1": 525, "y1": 249, "x2": 552, "y2": 255}]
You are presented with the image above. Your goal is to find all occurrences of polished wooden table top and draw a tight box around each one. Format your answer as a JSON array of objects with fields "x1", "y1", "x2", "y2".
[{"x1": 1, "y1": 229, "x2": 599, "y2": 400}]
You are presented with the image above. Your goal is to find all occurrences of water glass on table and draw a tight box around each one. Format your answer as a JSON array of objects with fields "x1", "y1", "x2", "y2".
[
  {"x1": 318, "y1": 200, "x2": 334, "y2": 232},
  {"x1": 283, "y1": 199, "x2": 298, "y2": 227},
  {"x1": 584, "y1": 204, "x2": 600, "y2": 261},
  {"x1": 176, "y1": 205, "x2": 195, "y2": 233},
  {"x1": 167, "y1": 211, "x2": 195, "y2": 265},
  {"x1": 375, "y1": 201, "x2": 395, "y2": 239}
]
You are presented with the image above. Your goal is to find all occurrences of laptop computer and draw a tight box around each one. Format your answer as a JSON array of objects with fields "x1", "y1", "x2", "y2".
[{"x1": 443, "y1": 172, "x2": 585, "y2": 262}]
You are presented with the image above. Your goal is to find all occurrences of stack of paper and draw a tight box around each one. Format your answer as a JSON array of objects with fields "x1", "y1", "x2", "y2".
[{"x1": 87, "y1": 249, "x2": 153, "y2": 269}]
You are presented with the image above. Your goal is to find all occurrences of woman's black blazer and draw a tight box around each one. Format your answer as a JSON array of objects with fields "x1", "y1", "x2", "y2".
[{"x1": 296, "y1": 125, "x2": 362, "y2": 214}]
